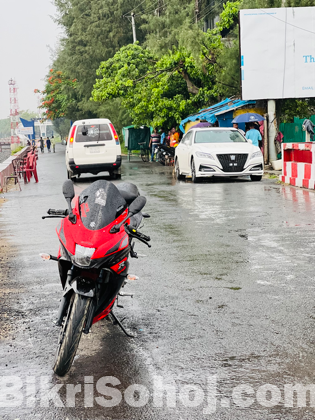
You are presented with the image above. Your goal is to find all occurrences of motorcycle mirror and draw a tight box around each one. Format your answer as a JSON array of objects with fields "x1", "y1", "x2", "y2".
[
  {"x1": 62, "y1": 180, "x2": 75, "y2": 200},
  {"x1": 128, "y1": 196, "x2": 146, "y2": 216}
]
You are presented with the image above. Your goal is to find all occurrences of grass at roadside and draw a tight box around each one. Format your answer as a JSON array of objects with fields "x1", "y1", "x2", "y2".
[{"x1": 11, "y1": 146, "x2": 24, "y2": 155}]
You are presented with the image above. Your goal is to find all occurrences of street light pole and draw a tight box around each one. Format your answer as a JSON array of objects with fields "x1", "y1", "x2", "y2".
[{"x1": 131, "y1": 12, "x2": 137, "y2": 43}]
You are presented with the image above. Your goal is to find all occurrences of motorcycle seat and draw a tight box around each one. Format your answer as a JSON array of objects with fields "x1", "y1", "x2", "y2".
[{"x1": 116, "y1": 182, "x2": 139, "y2": 204}]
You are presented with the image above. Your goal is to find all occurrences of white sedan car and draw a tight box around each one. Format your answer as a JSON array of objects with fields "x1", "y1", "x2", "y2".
[{"x1": 175, "y1": 127, "x2": 264, "y2": 183}]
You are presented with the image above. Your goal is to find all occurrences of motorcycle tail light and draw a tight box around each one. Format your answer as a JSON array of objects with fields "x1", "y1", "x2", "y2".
[{"x1": 74, "y1": 244, "x2": 95, "y2": 267}]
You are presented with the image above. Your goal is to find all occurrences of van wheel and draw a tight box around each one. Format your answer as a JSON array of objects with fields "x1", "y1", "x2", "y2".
[
  {"x1": 109, "y1": 171, "x2": 121, "y2": 180},
  {"x1": 67, "y1": 170, "x2": 76, "y2": 180}
]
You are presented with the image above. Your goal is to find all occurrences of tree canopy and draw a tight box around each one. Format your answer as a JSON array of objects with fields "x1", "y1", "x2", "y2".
[{"x1": 38, "y1": 0, "x2": 315, "y2": 129}]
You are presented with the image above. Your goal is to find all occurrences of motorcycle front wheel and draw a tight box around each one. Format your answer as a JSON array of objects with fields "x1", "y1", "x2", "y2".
[{"x1": 53, "y1": 293, "x2": 91, "y2": 377}]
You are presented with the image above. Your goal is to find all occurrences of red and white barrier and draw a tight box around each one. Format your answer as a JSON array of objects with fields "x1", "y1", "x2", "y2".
[{"x1": 280, "y1": 142, "x2": 315, "y2": 189}]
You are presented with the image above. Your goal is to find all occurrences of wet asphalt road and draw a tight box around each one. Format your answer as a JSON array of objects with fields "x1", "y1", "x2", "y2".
[{"x1": 2, "y1": 145, "x2": 315, "y2": 419}]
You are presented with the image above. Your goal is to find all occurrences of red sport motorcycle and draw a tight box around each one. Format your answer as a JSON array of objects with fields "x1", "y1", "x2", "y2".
[{"x1": 41, "y1": 179, "x2": 150, "y2": 376}]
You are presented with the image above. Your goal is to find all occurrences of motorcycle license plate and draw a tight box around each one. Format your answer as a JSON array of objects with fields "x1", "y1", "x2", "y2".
[{"x1": 90, "y1": 147, "x2": 100, "y2": 154}]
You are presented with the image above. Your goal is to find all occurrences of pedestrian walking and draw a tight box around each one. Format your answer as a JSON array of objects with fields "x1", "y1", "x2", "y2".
[
  {"x1": 46, "y1": 137, "x2": 51, "y2": 153},
  {"x1": 149, "y1": 128, "x2": 161, "y2": 162},
  {"x1": 51, "y1": 136, "x2": 56, "y2": 153},
  {"x1": 245, "y1": 123, "x2": 262, "y2": 147},
  {"x1": 39, "y1": 137, "x2": 44, "y2": 153}
]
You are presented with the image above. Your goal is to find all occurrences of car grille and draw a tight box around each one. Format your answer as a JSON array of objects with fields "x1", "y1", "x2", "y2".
[{"x1": 216, "y1": 154, "x2": 248, "y2": 173}]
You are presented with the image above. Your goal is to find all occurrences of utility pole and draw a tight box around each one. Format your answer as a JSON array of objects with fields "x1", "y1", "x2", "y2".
[
  {"x1": 268, "y1": 100, "x2": 278, "y2": 162},
  {"x1": 195, "y1": 0, "x2": 199, "y2": 23},
  {"x1": 131, "y1": 12, "x2": 137, "y2": 43}
]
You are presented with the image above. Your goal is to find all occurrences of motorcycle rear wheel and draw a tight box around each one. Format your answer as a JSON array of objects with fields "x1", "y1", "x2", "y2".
[{"x1": 53, "y1": 293, "x2": 91, "y2": 377}]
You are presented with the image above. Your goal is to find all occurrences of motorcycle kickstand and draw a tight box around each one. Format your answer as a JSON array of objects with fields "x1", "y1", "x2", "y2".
[{"x1": 110, "y1": 311, "x2": 136, "y2": 338}]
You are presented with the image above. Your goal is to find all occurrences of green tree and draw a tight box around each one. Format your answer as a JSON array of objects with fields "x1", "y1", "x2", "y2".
[
  {"x1": 19, "y1": 110, "x2": 38, "y2": 120},
  {"x1": 47, "y1": 0, "x2": 147, "y2": 120},
  {"x1": 92, "y1": 43, "x2": 216, "y2": 128},
  {"x1": 36, "y1": 69, "x2": 77, "y2": 120},
  {"x1": 0, "y1": 118, "x2": 10, "y2": 139},
  {"x1": 53, "y1": 118, "x2": 71, "y2": 139}
]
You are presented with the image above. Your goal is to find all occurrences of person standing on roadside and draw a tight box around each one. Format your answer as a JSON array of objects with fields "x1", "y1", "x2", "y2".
[
  {"x1": 51, "y1": 135, "x2": 56, "y2": 153},
  {"x1": 46, "y1": 137, "x2": 51, "y2": 153},
  {"x1": 39, "y1": 137, "x2": 44, "y2": 153},
  {"x1": 170, "y1": 127, "x2": 179, "y2": 147},
  {"x1": 160, "y1": 129, "x2": 166, "y2": 145},
  {"x1": 149, "y1": 128, "x2": 161, "y2": 162},
  {"x1": 165, "y1": 130, "x2": 171, "y2": 147},
  {"x1": 245, "y1": 123, "x2": 262, "y2": 147},
  {"x1": 233, "y1": 123, "x2": 245, "y2": 136}
]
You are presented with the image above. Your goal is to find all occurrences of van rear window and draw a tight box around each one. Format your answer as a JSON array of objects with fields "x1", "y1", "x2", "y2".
[{"x1": 75, "y1": 124, "x2": 113, "y2": 142}]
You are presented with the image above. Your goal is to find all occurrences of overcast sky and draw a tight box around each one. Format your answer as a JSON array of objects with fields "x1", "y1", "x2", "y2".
[{"x1": 0, "y1": 0, "x2": 61, "y2": 119}]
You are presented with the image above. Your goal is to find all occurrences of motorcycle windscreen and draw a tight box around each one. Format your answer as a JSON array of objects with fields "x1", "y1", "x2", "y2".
[{"x1": 79, "y1": 180, "x2": 126, "y2": 231}]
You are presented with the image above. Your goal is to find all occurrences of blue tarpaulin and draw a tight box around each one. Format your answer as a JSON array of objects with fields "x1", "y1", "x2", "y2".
[
  {"x1": 179, "y1": 98, "x2": 256, "y2": 132},
  {"x1": 20, "y1": 118, "x2": 35, "y2": 140}
]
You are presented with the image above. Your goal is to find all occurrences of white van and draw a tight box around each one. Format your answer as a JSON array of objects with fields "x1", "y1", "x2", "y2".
[{"x1": 65, "y1": 118, "x2": 122, "y2": 179}]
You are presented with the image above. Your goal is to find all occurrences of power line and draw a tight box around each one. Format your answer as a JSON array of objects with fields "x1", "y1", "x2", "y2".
[
  {"x1": 256, "y1": 8, "x2": 315, "y2": 35},
  {"x1": 124, "y1": 0, "x2": 148, "y2": 17},
  {"x1": 195, "y1": 0, "x2": 225, "y2": 23},
  {"x1": 135, "y1": 0, "x2": 167, "y2": 17},
  {"x1": 196, "y1": 1, "x2": 216, "y2": 20},
  {"x1": 134, "y1": 1, "x2": 159, "y2": 16}
]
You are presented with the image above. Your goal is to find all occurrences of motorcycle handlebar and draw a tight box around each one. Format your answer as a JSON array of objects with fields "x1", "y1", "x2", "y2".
[{"x1": 47, "y1": 209, "x2": 68, "y2": 216}]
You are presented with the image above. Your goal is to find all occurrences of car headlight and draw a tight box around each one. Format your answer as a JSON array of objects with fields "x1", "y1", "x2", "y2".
[
  {"x1": 251, "y1": 150, "x2": 263, "y2": 159},
  {"x1": 195, "y1": 151, "x2": 215, "y2": 160},
  {"x1": 73, "y1": 244, "x2": 95, "y2": 267}
]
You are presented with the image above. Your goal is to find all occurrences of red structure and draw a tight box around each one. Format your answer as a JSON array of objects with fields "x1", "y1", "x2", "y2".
[
  {"x1": 8, "y1": 79, "x2": 20, "y2": 149},
  {"x1": 280, "y1": 142, "x2": 315, "y2": 189}
]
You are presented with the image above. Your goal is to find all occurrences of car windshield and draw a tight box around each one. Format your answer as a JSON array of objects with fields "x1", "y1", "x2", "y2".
[
  {"x1": 194, "y1": 130, "x2": 246, "y2": 144},
  {"x1": 75, "y1": 124, "x2": 112, "y2": 142}
]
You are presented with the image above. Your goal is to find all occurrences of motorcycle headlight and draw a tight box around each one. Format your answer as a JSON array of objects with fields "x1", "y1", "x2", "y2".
[
  {"x1": 73, "y1": 244, "x2": 95, "y2": 267},
  {"x1": 251, "y1": 150, "x2": 263, "y2": 159},
  {"x1": 195, "y1": 151, "x2": 215, "y2": 160}
]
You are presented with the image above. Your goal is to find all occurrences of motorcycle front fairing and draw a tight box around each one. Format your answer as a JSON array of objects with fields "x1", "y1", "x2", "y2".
[{"x1": 56, "y1": 180, "x2": 133, "y2": 324}]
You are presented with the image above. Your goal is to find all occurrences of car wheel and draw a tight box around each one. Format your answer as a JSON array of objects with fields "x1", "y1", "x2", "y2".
[
  {"x1": 175, "y1": 159, "x2": 184, "y2": 180},
  {"x1": 250, "y1": 175, "x2": 262, "y2": 181},
  {"x1": 109, "y1": 171, "x2": 120, "y2": 180},
  {"x1": 191, "y1": 159, "x2": 199, "y2": 183},
  {"x1": 67, "y1": 170, "x2": 75, "y2": 180}
]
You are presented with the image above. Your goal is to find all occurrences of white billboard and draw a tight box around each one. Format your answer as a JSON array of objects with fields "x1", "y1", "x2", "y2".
[
  {"x1": 17, "y1": 127, "x2": 34, "y2": 135},
  {"x1": 240, "y1": 7, "x2": 315, "y2": 100}
]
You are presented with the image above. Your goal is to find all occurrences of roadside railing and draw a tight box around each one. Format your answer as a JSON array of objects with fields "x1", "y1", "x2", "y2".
[{"x1": 0, "y1": 146, "x2": 35, "y2": 192}]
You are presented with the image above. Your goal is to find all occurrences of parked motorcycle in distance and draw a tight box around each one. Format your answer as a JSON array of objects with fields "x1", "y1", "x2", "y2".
[
  {"x1": 41, "y1": 179, "x2": 151, "y2": 376},
  {"x1": 154, "y1": 144, "x2": 175, "y2": 165}
]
